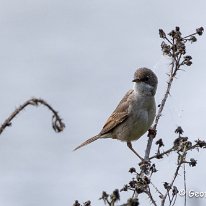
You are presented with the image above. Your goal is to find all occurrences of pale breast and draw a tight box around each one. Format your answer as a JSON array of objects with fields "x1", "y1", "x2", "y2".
[{"x1": 112, "y1": 93, "x2": 156, "y2": 142}]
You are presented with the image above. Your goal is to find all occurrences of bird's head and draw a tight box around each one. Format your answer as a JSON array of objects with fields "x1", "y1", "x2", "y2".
[{"x1": 132, "y1": 67, "x2": 158, "y2": 96}]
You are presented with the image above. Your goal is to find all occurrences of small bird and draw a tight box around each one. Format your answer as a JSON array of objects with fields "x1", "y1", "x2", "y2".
[{"x1": 74, "y1": 68, "x2": 158, "y2": 159}]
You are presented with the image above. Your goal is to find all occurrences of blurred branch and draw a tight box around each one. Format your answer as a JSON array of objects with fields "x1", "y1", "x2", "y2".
[{"x1": 0, "y1": 98, "x2": 65, "y2": 135}]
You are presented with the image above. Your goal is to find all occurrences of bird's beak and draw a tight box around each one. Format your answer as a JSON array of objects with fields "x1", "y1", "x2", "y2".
[{"x1": 132, "y1": 78, "x2": 139, "y2": 82}]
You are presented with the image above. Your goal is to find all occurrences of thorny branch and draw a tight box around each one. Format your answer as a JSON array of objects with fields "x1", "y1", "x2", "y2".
[
  {"x1": 145, "y1": 186, "x2": 158, "y2": 206},
  {"x1": 0, "y1": 98, "x2": 65, "y2": 135},
  {"x1": 149, "y1": 147, "x2": 174, "y2": 160},
  {"x1": 144, "y1": 60, "x2": 176, "y2": 160}
]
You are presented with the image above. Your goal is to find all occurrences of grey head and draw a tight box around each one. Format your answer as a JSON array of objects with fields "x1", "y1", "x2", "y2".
[{"x1": 132, "y1": 67, "x2": 158, "y2": 96}]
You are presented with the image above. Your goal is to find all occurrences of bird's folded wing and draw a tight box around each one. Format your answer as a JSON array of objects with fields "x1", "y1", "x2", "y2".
[{"x1": 100, "y1": 89, "x2": 133, "y2": 135}]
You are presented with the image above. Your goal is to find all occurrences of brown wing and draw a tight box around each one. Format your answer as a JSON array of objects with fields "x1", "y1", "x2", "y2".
[{"x1": 100, "y1": 89, "x2": 133, "y2": 135}]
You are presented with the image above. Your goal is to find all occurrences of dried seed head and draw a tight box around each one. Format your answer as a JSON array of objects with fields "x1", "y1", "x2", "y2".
[
  {"x1": 183, "y1": 56, "x2": 193, "y2": 66},
  {"x1": 83, "y1": 201, "x2": 91, "y2": 206},
  {"x1": 173, "y1": 136, "x2": 188, "y2": 151},
  {"x1": 156, "y1": 139, "x2": 164, "y2": 147},
  {"x1": 129, "y1": 167, "x2": 136, "y2": 173},
  {"x1": 136, "y1": 188, "x2": 144, "y2": 194},
  {"x1": 195, "y1": 139, "x2": 206, "y2": 148},
  {"x1": 159, "y1": 29, "x2": 166, "y2": 38},
  {"x1": 175, "y1": 126, "x2": 184, "y2": 135},
  {"x1": 176, "y1": 42, "x2": 186, "y2": 54},
  {"x1": 150, "y1": 164, "x2": 157, "y2": 173},
  {"x1": 175, "y1": 26, "x2": 180, "y2": 32},
  {"x1": 143, "y1": 176, "x2": 150, "y2": 184},
  {"x1": 129, "y1": 180, "x2": 137, "y2": 188},
  {"x1": 172, "y1": 186, "x2": 179, "y2": 196},
  {"x1": 155, "y1": 153, "x2": 163, "y2": 159},
  {"x1": 163, "y1": 182, "x2": 171, "y2": 190},
  {"x1": 185, "y1": 60, "x2": 192, "y2": 66},
  {"x1": 196, "y1": 27, "x2": 204, "y2": 35},
  {"x1": 161, "y1": 42, "x2": 171, "y2": 55},
  {"x1": 99, "y1": 191, "x2": 109, "y2": 203},
  {"x1": 189, "y1": 158, "x2": 197, "y2": 167},
  {"x1": 73, "y1": 200, "x2": 81, "y2": 206},
  {"x1": 120, "y1": 184, "x2": 128, "y2": 192},
  {"x1": 190, "y1": 36, "x2": 197, "y2": 43},
  {"x1": 111, "y1": 189, "x2": 120, "y2": 202},
  {"x1": 127, "y1": 198, "x2": 139, "y2": 206},
  {"x1": 139, "y1": 161, "x2": 151, "y2": 174},
  {"x1": 52, "y1": 114, "x2": 65, "y2": 132},
  {"x1": 168, "y1": 30, "x2": 176, "y2": 38}
]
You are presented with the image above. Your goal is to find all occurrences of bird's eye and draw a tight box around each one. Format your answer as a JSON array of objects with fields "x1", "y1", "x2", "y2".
[{"x1": 142, "y1": 76, "x2": 149, "y2": 82}]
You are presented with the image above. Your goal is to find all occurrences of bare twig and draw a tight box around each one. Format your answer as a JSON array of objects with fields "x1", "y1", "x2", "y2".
[
  {"x1": 150, "y1": 139, "x2": 206, "y2": 161},
  {"x1": 150, "y1": 146, "x2": 175, "y2": 160},
  {"x1": 150, "y1": 181, "x2": 164, "y2": 198},
  {"x1": 171, "y1": 195, "x2": 178, "y2": 206},
  {"x1": 145, "y1": 186, "x2": 158, "y2": 206},
  {"x1": 183, "y1": 164, "x2": 187, "y2": 206},
  {"x1": 0, "y1": 98, "x2": 65, "y2": 135},
  {"x1": 161, "y1": 147, "x2": 187, "y2": 206}
]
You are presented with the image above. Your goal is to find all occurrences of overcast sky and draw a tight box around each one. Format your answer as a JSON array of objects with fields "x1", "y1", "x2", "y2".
[{"x1": 0, "y1": 0, "x2": 206, "y2": 206}]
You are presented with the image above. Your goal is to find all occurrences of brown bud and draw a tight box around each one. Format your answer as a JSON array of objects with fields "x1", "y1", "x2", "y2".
[
  {"x1": 129, "y1": 167, "x2": 136, "y2": 173},
  {"x1": 83, "y1": 201, "x2": 91, "y2": 206},
  {"x1": 159, "y1": 29, "x2": 166, "y2": 38},
  {"x1": 189, "y1": 158, "x2": 197, "y2": 167},
  {"x1": 172, "y1": 186, "x2": 179, "y2": 196},
  {"x1": 195, "y1": 139, "x2": 206, "y2": 148},
  {"x1": 190, "y1": 36, "x2": 197, "y2": 43},
  {"x1": 196, "y1": 27, "x2": 204, "y2": 35},
  {"x1": 175, "y1": 126, "x2": 184, "y2": 135},
  {"x1": 156, "y1": 138, "x2": 164, "y2": 147}
]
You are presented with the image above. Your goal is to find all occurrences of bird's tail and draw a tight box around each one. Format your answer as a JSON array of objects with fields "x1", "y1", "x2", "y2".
[{"x1": 73, "y1": 135, "x2": 100, "y2": 151}]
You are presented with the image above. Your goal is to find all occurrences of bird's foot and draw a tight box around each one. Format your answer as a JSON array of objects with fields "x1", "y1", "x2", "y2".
[{"x1": 127, "y1": 142, "x2": 144, "y2": 161}]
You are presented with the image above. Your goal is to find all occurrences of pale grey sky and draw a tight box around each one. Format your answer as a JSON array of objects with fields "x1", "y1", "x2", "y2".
[{"x1": 0, "y1": 0, "x2": 206, "y2": 205}]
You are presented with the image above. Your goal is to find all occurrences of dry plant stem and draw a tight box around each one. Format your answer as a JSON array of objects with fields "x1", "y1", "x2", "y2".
[
  {"x1": 127, "y1": 142, "x2": 143, "y2": 160},
  {"x1": 144, "y1": 61, "x2": 176, "y2": 160},
  {"x1": 145, "y1": 186, "x2": 158, "y2": 206},
  {"x1": 183, "y1": 164, "x2": 186, "y2": 206},
  {"x1": 149, "y1": 147, "x2": 175, "y2": 160},
  {"x1": 161, "y1": 164, "x2": 182, "y2": 206},
  {"x1": 105, "y1": 199, "x2": 111, "y2": 206},
  {"x1": 161, "y1": 149, "x2": 187, "y2": 206},
  {"x1": 169, "y1": 194, "x2": 175, "y2": 206},
  {"x1": 171, "y1": 195, "x2": 178, "y2": 206},
  {"x1": 132, "y1": 190, "x2": 136, "y2": 199},
  {"x1": 0, "y1": 98, "x2": 65, "y2": 135},
  {"x1": 111, "y1": 201, "x2": 115, "y2": 206},
  {"x1": 150, "y1": 181, "x2": 164, "y2": 197},
  {"x1": 150, "y1": 142, "x2": 203, "y2": 161}
]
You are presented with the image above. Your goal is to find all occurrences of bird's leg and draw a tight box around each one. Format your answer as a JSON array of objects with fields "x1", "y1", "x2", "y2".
[{"x1": 127, "y1": 142, "x2": 143, "y2": 161}]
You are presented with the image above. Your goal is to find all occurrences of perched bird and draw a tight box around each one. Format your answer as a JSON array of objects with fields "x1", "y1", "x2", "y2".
[{"x1": 74, "y1": 68, "x2": 158, "y2": 159}]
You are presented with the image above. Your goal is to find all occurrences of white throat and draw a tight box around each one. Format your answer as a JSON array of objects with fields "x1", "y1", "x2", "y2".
[{"x1": 133, "y1": 82, "x2": 156, "y2": 96}]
